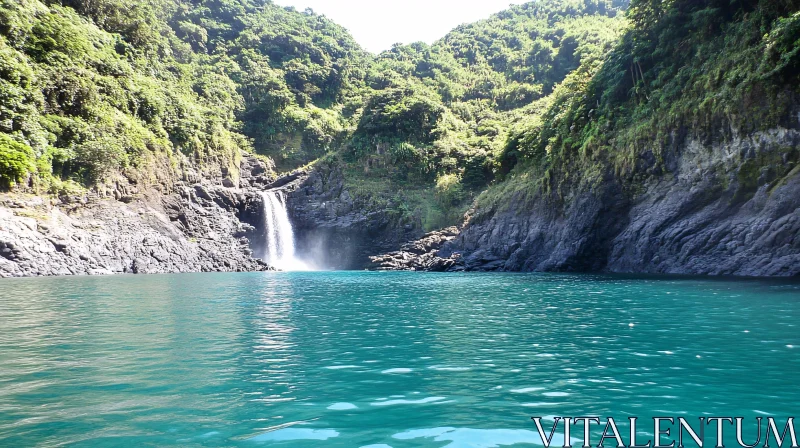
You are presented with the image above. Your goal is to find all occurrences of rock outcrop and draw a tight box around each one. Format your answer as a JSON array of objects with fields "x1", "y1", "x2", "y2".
[
  {"x1": 2, "y1": 128, "x2": 798, "y2": 278},
  {"x1": 369, "y1": 227, "x2": 462, "y2": 271},
  {"x1": 0, "y1": 155, "x2": 277, "y2": 277}
]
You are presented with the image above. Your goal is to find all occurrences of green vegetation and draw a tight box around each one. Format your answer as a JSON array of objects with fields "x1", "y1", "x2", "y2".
[
  {"x1": 0, "y1": 0, "x2": 629, "y2": 230},
  {"x1": 492, "y1": 0, "x2": 800, "y2": 208},
  {"x1": 0, "y1": 0, "x2": 366, "y2": 193},
  {"x1": 345, "y1": 0, "x2": 629, "y2": 228},
  {"x1": 2, "y1": 0, "x2": 797, "y2": 231},
  {"x1": 0, "y1": 134, "x2": 35, "y2": 189}
]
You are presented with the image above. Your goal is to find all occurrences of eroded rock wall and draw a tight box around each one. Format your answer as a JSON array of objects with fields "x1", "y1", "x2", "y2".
[
  {"x1": 0, "y1": 155, "x2": 275, "y2": 277},
  {"x1": 286, "y1": 164, "x2": 423, "y2": 270},
  {"x1": 438, "y1": 128, "x2": 800, "y2": 276},
  {"x1": 606, "y1": 129, "x2": 800, "y2": 276},
  {"x1": 375, "y1": 128, "x2": 800, "y2": 277}
]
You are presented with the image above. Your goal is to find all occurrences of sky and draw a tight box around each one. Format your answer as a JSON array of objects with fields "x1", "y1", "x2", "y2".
[{"x1": 272, "y1": 0, "x2": 520, "y2": 53}]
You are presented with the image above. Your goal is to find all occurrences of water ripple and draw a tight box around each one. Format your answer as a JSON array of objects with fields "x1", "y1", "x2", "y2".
[{"x1": 0, "y1": 272, "x2": 798, "y2": 446}]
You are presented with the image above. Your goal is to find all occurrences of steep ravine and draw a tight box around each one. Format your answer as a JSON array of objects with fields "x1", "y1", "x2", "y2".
[{"x1": 374, "y1": 126, "x2": 800, "y2": 277}]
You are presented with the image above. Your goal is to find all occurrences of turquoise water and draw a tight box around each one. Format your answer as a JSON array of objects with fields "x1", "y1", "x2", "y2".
[{"x1": 0, "y1": 272, "x2": 799, "y2": 447}]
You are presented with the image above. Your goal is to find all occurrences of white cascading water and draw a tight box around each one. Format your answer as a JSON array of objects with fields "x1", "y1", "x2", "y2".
[{"x1": 260, "y1": 190, "x2": 309, "y2": 271}]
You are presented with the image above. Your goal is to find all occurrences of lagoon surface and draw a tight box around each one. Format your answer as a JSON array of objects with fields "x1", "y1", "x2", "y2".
[{"x1": 1, "y1": 272, "x2": 799, "y2": 447}]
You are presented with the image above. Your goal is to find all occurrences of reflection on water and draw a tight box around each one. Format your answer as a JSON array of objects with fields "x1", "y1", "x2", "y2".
[
  {"x1": 392, "y1": 427, "x2": 570, "y2": 447},
  {"x1": 0, "y1": 272, "x2": 798, "y2": 447}
]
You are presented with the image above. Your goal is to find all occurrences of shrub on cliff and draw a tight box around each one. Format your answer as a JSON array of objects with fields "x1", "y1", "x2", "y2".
[
  {"x1": 0, "y1": 134, "x2": 34, "y2": 189},
  {"x1": 352, "y1": 86, "x2": 446, "y2": 153}
]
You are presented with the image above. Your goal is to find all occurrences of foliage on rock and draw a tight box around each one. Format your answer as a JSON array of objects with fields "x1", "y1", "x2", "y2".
[{"x1": 494, "y1": 0, "x2": 800, "y2": 208}]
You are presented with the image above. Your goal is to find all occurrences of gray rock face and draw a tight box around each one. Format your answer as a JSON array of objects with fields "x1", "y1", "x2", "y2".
[
  {"x1": 606, "y1": 130, "x2": 800, "y2": 277},
  {"x1": 239, "y1": 155, "x2": 275, "y2": 189},
  {"x1": 0, "y1": 155, "x2": 276, "y2": 278},
  {"x1": 370, "y1": 227, "x2": 461, "y2": 271},
  {"x1": 440, "y1": 183, "x2": 630, "y2": 273},
  {"x1": 377, "y1": 128, "x2": 800, "y2": 277},
  {"x1": 285, "y1": 164, "x2": 422, "y2": 270}
]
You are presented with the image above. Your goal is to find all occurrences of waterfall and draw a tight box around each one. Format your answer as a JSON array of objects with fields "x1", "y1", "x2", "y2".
[{"x1": 260, "y1": 190, "x2": 309, "y2": 271}]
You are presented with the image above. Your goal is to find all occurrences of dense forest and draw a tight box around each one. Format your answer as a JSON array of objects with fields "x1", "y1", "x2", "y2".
[
  {"x1": 1, "y1": 0, "x2": 799, "y2": 230},
  {"x1": 487, "y1": 0, "x2": 800, "y2": 212}
]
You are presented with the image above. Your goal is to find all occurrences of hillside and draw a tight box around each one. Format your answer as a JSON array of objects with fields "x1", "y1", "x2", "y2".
[
  {"x1": 0, "y1": 0, "x2": 629, "y2": 228},
  {"x1": 340, "y1": 0, "x2": 629, "y2": 229},
  {"x1": 0, "y1": 0, "x2": 370, "y2": 191},
  {"x1": 1, "y1": 0, "x2": 799, "y2": 276},
  {"x1": 493, "y1": 0, "x2": 800, "y2": 201},
  {"x1": 375, "y1": 0, "x2": 800, "y2": 276}
]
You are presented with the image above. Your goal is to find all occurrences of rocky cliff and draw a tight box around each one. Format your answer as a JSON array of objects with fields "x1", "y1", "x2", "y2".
[
  {"x1": 3, "y1": 127, "x2": 799, "y2": 278},
  {"x1": 285, "y1": 163, "x2": 423, "y2": 270},
  {"x1": 0, "y1": 155, "x2": 276, "y2": 277},
  {"x1": 4, "y1": 125, "x2": 798, "y2": 278},
  {"x1": 373, "y1": 126, "x2": 800, "y2": 277}
]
